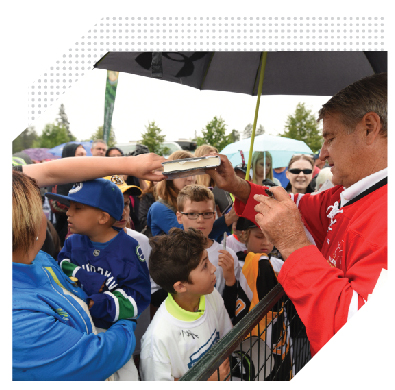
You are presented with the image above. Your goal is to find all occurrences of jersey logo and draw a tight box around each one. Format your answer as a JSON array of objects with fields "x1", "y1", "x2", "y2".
[
  {"x1": 188, "y1": 329, "x2": 219, "y2": 369},
  {"x1": 326, "y1": 201, "x2": 344, "y2": 231},
  {"x1": 235, "y1": 298, "x2": 246, "y2": 316},
  {"x1": 136, "y1": 245, "x2": 145, "y2": 262},
  {"x1": 93, "y1": 249, "x2": 100, "y2": 257}
]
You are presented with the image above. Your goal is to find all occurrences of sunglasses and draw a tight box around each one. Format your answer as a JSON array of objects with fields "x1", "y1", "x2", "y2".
[{"x1": 289, "y1": 169, "x2": 313, "y2": 175}]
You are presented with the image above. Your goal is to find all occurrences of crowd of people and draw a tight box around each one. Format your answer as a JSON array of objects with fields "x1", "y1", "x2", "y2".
[{"x1": 12, "y1": 72, "x2": 387, "y2": 381}]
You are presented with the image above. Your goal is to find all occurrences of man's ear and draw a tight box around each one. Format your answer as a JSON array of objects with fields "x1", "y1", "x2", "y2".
[
  {"x1": 173, "y1": 281, "x2": 187, "y2": 294},
  {"x1": 362, "y1": 112, "x2": 382, "y2": 145}
]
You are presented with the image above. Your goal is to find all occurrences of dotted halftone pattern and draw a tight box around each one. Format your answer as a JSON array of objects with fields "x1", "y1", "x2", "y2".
[{"x1": 28, "y1": 16, "x2": 386, "y2": 122}]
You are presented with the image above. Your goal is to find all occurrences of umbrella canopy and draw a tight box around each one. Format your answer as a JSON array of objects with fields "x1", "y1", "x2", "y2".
[
  {"x1": 21, "y1": 148, "x2": 59, "y2": 162},
  {"x1": 49, "y1": 141, "x2": 93, "y2": 157},
  {"x1": 13, "y1": 151, "x2": 33, "y2": 165},
  {"x1": 220, "y1": 134, "x2": 313, "y2": 169},
  {"x1": 94, "y1": 51, "x2": 387, "y2": 97}
]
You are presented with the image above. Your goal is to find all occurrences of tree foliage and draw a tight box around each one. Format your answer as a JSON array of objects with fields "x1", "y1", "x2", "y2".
[
  {"x1": 243, "y1": 123, "x2": 265, "y2": 139},
  {"x1": 12, "y1": 126, "x2": 39, "y2": 153},
  {"x1": 230, "y1": 129, "x2": 240, "y2": 143},
  {"x1": 196, "y1": 116, "x2": 233, "y2": 152},
  {"x1": 91, "y1": 126, "x2": 116, "y2": 147},
  {"x1": 281, "y1": 103, "x2": 322, "y2": 153},
  {"x1": 140, "y1": 121, "x2": 169, "y2": 155},
  {"x1": 55, "y1": 104, "x2": 77, "y2": 141},
  {"x1": 38, "y1": 123, "x2": 75, "y2": 148}
]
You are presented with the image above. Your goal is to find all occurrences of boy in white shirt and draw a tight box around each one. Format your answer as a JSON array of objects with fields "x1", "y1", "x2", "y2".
[{"x1": 139, "y1": 228, "x2": 232, "y2": 381}]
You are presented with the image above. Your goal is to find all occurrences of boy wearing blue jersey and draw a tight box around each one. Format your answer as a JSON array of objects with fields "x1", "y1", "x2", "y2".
[{"x1": 46, "y1": 179, "x2": 151, "y2": 330}]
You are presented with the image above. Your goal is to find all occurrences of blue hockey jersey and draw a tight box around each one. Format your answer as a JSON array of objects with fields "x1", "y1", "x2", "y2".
[{"x1": 58, "y1": 229, "x2": 151, "y2": 329}]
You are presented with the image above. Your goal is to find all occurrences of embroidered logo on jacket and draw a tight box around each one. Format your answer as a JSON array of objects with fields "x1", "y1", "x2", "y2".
[{"x1": 56, "y1": 308, "x2": 69, "y2": 320}]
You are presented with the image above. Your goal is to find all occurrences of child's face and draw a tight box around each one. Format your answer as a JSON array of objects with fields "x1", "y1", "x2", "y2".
[
  {"x1": 255, "y1": 157, "x2": 272, "y2": 178},
  {"x1": 177, "y1": 199, "x2": 215, "y2": 238},
  {"x1": 113, "y1": 193, "x2": 130, "y2": 230},
  {"x1": 66, "y1": 201, "x2": 103, "y2": 236},
  {"x1": 186, "y1": 249, "x2": 217, "y2": 296},
  {"x1": 246, "y1": 227, "x2": 274, "y2": 255},
  {"x1": 173, "y1": 175, "x2": 196, "y2": 191}
]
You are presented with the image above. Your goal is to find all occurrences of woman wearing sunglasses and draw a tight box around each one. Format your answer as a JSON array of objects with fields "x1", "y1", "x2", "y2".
[{"x1": 285, "y1": 154, "x2": 315, "y2": 194}]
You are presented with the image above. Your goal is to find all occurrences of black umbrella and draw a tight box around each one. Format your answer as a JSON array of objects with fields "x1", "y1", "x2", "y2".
[
  {"x1": 94, "y1": 51, "x2": 387, "y2": 97},
  {"x1": 94, "y1": 51, "x2": 387, "y2": 179}
]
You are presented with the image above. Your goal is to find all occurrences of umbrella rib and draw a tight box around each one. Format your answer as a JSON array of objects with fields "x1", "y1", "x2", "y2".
[{"x1": 199, "y1": 52, "x2": 215, "y2": 90}]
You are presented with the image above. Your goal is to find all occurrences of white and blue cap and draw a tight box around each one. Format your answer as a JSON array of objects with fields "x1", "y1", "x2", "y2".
[{"x1": 45, "y1": 178, "x2": 124, "y2": 221}]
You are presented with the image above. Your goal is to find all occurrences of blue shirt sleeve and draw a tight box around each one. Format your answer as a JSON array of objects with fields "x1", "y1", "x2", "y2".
[
  {"x1": 209, "y1": 215, "x2": 232, "y2": 242},
  {"x1": 147, "y1": 201, "x2": 182, "y2": 236}
]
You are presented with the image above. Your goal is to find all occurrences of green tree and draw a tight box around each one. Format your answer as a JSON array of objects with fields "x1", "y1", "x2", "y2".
[
  {"x1": 140, "y1": 121, "x2": 169, "y2": 155},
  {"x1": 196, "y1": 116, "x2": 233, "y2": 152},
  {"x1": 230, "y1": 129, "x2": 240, "y2": 143},
  {"x1": 281, "y1": 103, "x2": 322, "y2": 153},
  {"x1": 38, "y1": 123, "x2": 73, "y2": 148},
  {"x1": 91, "y1": 126, "x2": 116, "y2": 147},
  {"x1": 12, "y1": 126, "x2": 39, "y2": 153},
  {"x1": 55, "y1": 104, "x2": 76, "y2": 141},
  {"x1": 243, "y1": 123, "x2": 264, "y2": 139}
]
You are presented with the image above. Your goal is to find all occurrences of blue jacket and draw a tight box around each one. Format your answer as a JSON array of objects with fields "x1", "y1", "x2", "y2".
[
  {"x1": 57, "y1": 229, "x2": 151, "y2": 329},
  {"x1": 13, "y1": 251, "x2": 136, "y2": 381}
]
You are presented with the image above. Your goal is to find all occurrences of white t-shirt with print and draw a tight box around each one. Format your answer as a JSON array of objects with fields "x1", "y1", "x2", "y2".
[{"x1": 139, "y1": 288, "x2": 232, "y2": 381}]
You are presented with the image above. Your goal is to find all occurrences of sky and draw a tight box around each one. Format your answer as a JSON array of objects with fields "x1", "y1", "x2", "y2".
[{"x1": 28, "y1": 67, "x2": 330, "y2": 145}]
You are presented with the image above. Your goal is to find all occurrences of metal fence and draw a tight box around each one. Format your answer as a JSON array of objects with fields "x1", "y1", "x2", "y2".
[{"x1": 179, "y1": 283, "x2": 311, "y2": 381}]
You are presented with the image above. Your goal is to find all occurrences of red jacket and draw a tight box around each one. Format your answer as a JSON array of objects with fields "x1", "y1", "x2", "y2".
[{"x1": 234, "y1": 178, "x2": 387, "y2": 356}]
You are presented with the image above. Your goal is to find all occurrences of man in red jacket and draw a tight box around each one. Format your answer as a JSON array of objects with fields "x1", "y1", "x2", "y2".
[{"x1": 207, "y1": 72, "x2": 387, "y2": 357}]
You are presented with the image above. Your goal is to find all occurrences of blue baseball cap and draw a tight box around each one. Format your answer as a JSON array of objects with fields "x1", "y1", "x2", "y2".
[{"x1": 45, "y1": 178, "x2": 124, "y2": 221}]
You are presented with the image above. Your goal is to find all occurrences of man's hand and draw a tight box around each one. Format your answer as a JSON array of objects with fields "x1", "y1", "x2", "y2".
[
  {"x1": 123, "y1": 153, "x2": 167, "y2": 181},
  {"x1": 218, "y1": 250, "x2": 237, "y2": 287},
  {"x1": 224, "y1": 206, "x2": 239, "y2": 226},
  {"x1": 205, "y1": 154, "x2": 251, "y2": 204},
  {"x1": 253, "y1": 186, "x2": 311, "y2": 260},
  {"x1": 207, "y1": 358, "x2": 231, "y2": 381}
]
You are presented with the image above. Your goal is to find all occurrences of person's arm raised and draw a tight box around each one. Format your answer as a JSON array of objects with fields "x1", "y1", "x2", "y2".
[
  {"x1": 205, "y1": 154, "x2": 251, "y2": 204},
  {"x1": 23, "y1": 153, "x2": 166, "y2": 187}
]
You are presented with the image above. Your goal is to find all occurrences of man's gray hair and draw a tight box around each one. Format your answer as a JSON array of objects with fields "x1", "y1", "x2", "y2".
[
  {"x1": 318, "y1": 72, "x2": 387, "y2": 136},
  {"x1": 92, "y1": 139, "x2": 107, "y2": 147}
]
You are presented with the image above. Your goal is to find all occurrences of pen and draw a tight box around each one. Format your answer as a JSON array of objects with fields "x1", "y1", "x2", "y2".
[
  {"x1": 223, "y1": 233, "x2": 227, "y2": 250},
  {"x1": 265, "y1": 188, "x2": 275, "y2": 199}
]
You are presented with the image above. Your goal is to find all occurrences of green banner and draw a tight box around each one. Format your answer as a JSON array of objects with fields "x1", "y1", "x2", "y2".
[{"x1": 103, "y1": 70, "x2": 119, "y2": 144}]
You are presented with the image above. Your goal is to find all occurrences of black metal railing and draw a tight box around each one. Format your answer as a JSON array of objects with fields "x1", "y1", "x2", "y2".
[{"x1": 179, "y1": 283, "x2": 311, "y2": 381}]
